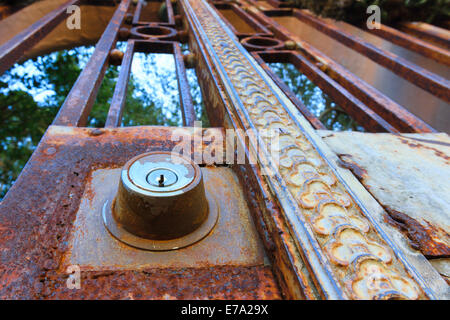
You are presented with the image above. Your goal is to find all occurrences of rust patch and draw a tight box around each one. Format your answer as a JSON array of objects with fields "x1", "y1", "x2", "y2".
[
  {"x1": 384, "y1": 207, "x2": 450, "y2": 258},
  {"x1": 336, "y1": 154, "x2": 368, "y2": 181},
  {"x1": 398, "y1": 137, "x2": 450, "y2": 164},
  {"x1": 41, "y1": 266, "x2": 281, "y2": 300},
  {"x1": 0, "y1": 125, "x2": 282, "y2": 299},
  {"x1": 233, "y1": 163, "x2": 320, "y2": 300}
]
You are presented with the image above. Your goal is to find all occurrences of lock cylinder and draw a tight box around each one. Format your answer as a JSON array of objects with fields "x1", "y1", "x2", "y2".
[{"x1": 102, "y1": 151, "x2": 218, "y2": 251}]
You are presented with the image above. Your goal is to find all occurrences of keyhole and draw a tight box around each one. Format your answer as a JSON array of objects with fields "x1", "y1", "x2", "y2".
[
  {"x1": 158, "y1": 174, "x2": 165, "y2": 187},
  {"x1": 147, "y1": 168, "x2": 178, "y2": 188}
]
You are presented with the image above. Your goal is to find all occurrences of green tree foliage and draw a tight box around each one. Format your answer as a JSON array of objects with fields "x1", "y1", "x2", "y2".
[
  {"x1": 0, "y1": 47, "x2": 91, "y2": 199},
  {"x1": 290, "y1": 0, "x2": 449, "y2": 26}
]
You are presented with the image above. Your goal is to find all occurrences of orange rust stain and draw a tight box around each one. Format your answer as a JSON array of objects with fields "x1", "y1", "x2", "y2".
[{"x1": 384, "y1": 207, "x2": 450, "y2": 258}]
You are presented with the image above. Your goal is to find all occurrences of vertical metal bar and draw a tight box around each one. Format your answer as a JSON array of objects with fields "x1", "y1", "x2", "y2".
[
  {"x1": 294, "y1": 10, "x2": 450, "y2": 103},
  {"x1": 166, "y1": 0, "x2": 176, "y2": 26},
  {"x1": 53, "y1": 0, "x2": 133, "y2": 127},
  {"x1": 0, "y1": 0, "x2": 80, "y2": 75},
  {"x1": 291, "y1": 52, "x2": 397, "y2": 133},
  {"x1": 174, "y1": 43, "x2": 196, "y2": 126},
  {"x1": 105, "y1": 40, "x2": 135, "y2": 128},
  {"x1": 254, "y1": 51, "x2": 397, "y2": 132}
]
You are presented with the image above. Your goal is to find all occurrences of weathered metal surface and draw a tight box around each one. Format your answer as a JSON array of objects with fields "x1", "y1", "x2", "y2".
[
  {"x1": 45, "y1": 265, "x2": 281, "y2": 299},
  {"x1": 65, "y1": 166, "x2": 265, "y2": 268},
  {"x1": 253, "y1": 50, "x2": 397, "y2": 133},
  {"x1": 0, "y1": 0, "x2": 80, "y2": 75},
  {"x1": 53, "y1": 0, "x2": 132, "y2": 127},
  {"x1": 365, "y1": 23, "x2": 450, "y2": 67},
  {"x1": 174, "y1": 41, "x2": 197, "y2": 126},
  {"x1": 243, "y1": 6, "x2": 436, "y2": 133},
  {"x1": 293, "y1": 10, "x2": 450, "y2": 103},
  {"x1": 181, "y1": 0, "x2": 441, "y2": 299},
  {"x1": 399, "y1": 22, "x2": 450, "y2": 51},
  {"x1": 0, "y1": 125, "x2": 282, "y2": 299},
  {"x1": 130, "y1": 25, "x2": 179, "y2": 41},
  {"x1": 2, "y1": 0, "x2": 449, "y2": 301},
  {"x1": 102, "y1": 152, "x2": 217, "y2": 250},
  {"x1": 241, "y1": 36, "x2": 285, "y2": 51},
  {"x1": 430, "y1": 259, "x2": 450, "y2": 285},
  {"x1": 105, "y1": 40, "x2": 134, "y2": 127},
  {"x1": 182, "y1": 3, "x2": 321, "y2": 299},
  {"x1": 232, "y1": 163, "x2": 320, "y2": 299},
  {"x1": 318, "y1": 131, "x2": 450, "y2": 259}
]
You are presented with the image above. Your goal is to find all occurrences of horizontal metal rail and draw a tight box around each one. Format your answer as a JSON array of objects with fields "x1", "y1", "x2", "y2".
[
  {"x1": 294, "y1": 10, "x2": 450, "y2": 103},
  {"x1": 53, "y1": 0, "x2": 133, "y2": 127},
  {"x1": 0, "y1": 0, "x2": 80, "y2": 75}
]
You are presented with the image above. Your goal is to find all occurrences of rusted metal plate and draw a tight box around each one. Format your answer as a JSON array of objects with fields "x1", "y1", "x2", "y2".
[
  {"x1": 0, "y1": 125, "x2": 282, "y2": 299},
  {"x1": 430, "y1": 259, "x2": 450, "y2": 285},
  {"x1": 45, "y1": 265, "x2": 281, "y2": 299},
  {"x1": 318, "y1": 131, "x2": 450, "y2": 258},
  {"x1": 64, "y1": 167, "x2": 266, "y2": 269}
]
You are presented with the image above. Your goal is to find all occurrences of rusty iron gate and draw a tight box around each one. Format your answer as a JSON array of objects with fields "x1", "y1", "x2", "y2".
[{"x1": 0, "y1": 0, "x2": 449, "y2": 299}]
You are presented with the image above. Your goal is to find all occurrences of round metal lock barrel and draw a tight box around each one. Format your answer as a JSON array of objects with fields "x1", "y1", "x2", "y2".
[{"x1": 102, "y1": 151, "x2": 218, "y2": 251}]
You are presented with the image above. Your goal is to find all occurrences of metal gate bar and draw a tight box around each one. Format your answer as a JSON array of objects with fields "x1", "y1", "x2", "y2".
[
  {"x1": 293, "y1": 9, "x2": 450, "y2": 103},
  {"x1": 105, "y1": 40, "x2": 196, "y2": 127},
  {"x1": 53, "y1": 0, "x2": 133, "y2": 127},
  {"x1": 366, "y1": 23, "x2": 450, "y2": 66},
  {"x1": 400, "y1": 22, "x2": 450, "y2": 50},
  {"x1": 181, "y1": 0, "x2": 447, "y2": 299},
  {"x1": 253, "y1": 50, "x2": 397, "y2": 133},
  {"x1": 243, "y1": 6, "x2": 437, "y2": 133},
  {"x1": 0, "y1": 0, "x2": 80, "y2": 75}
]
